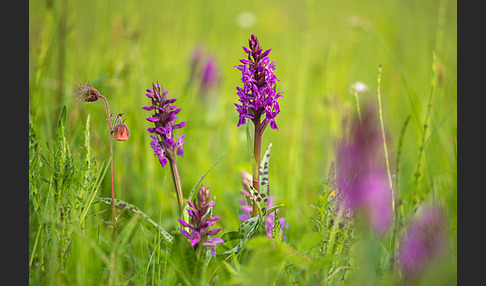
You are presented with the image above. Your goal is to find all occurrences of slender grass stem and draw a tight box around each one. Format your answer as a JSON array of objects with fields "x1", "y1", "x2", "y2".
[
  {"x1": 394, "y1": 115, "x2": 411, "y2": 190},
  {"x1": 29, "y1": 223, "x2": 43, "y2": 268},
  {"x1": 207, "y1": 253, "x2": 235, "y2": 284},
  {"x1": 352, "y1": 86, "x2": 362, "y2": 121},
  {"x1": 413, "y1": 53, "x2": 438, "y2": 204},
  {"x1": 376, "y1": 64, "x2": 394, "y2": 213},
  {"x1": 391, "y1": 115, "x2": 411, "y2": 259},
  {"x1": 54, "y1": 0, "x2": 67, "y2": 122}
]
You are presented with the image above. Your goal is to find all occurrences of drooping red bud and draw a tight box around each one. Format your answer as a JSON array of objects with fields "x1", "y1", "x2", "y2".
[{"x1": 114, "y1": 123, "x2": 129, "y2": 141}]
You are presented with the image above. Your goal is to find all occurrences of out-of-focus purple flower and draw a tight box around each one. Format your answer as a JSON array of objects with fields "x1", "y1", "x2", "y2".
[
  {"x1": 238, "y1": 189, "x2": 252, "y2": 221},
  {"x1": 188, "y1": 46, "x2": 221, "y2": 97},
  {"x1": 190, "y1": 46, "x2": 204, "y2": 73},
  {"x1": 238, "y1": 171, "x2": 288, "y2": 239},
  {"x1": 200, "y1": 57, "x2": 220, "y2": 93},
  {"x1": 143, "y1": 82, "x2": 187, "y2": 167},
  {"x1": 234, "y1": 34, "x2": 282, "y2": 131},
  {"x1": 335, "y1": 103, "x2": 392, "y2": 234},
  {"x1": 178, "y1": 185, "x2": 224, "y2": 257},
  {"x1": 399, "y1": 204, "x2": 447, "y2": 278}
]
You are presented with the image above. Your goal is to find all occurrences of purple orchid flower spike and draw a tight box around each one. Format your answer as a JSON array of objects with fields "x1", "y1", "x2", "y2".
[
  {"x1": 143, "y1": 82, "x2": 187, "y2": 167},
  {"x1": 234, "y1": 34, "x2": 282, "y2": 131},
  {"x1": 178, "y1": 185, "x2": 224, "y2": 258},
  {"x1": 235, "y1": 35, "x2": 283, "y2": 216},
  {"x1": 200, "y1": 56, "x2": 220, "y2": 94},
  {"x1": 144, "y1": 82, "x2": 187, "y2": 214}
]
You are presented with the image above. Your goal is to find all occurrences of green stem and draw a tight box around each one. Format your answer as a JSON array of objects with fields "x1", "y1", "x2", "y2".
[
  {"x1": 391, "y1": 115, "x2": 411, "y2": 259},
  {"x1": 376, "y1": 65, "x2": 394, "y2": 214},
  {"x1": 251, "y1": 115, "x2": 262, "y2": 217},
  {"x1": 352, "y1": 86, "x2": 361, "y2": 121},
  {"x1": 168, "y1": 155, "x2": 184, "y2": 217},
  {"x1": 99, "y1": 95, "x2": 117, "y2": 257},
  {"x1": 414, "y1": 53, "x2": 437, "y2": 204}
]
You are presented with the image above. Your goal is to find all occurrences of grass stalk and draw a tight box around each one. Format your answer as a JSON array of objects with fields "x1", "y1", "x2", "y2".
[
  {"x1": 55, "y1": 0, "x2": 68, "y2": 120},
  {"x1": 376, "y1": 64, "x2": 395, "y2": 213},
  {"x1": 352, "y1": 86, "x2": 362, "y2": 121},
  {"x1": 413, "y1": 53, "x2": 438, "y2": 205},
  {"x1": 391, "y1": 115, "x2": 411, "y2": 259}
]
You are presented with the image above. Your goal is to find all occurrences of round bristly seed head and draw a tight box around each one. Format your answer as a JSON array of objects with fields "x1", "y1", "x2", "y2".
[{"x1": 74, "y1": 82, "x2": 101, "y2": 103}]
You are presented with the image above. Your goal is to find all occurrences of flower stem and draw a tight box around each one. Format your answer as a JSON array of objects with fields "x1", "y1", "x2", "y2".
[
  {"x1": 99, "y1": 95, "x2": 118, "y2": 256},
  {"x1": 251, "y1": 115, "x2": 262, "y2": 217},
  {"x1": 169, "y1": 156, "x2": 184, "y2": 217}
]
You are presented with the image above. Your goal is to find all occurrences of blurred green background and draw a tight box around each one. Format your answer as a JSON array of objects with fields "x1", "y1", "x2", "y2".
[{"x1": 29, "y1": 0, "x2": 456, "y2": 282}]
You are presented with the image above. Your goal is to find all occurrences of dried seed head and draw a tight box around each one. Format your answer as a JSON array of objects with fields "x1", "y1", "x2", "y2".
[
  {"x1": 114, "y1": 123, "x2": 130, "y2": 141},
  {"x1": 74, "y1": 82, "x2": 101, "y2": 103}
]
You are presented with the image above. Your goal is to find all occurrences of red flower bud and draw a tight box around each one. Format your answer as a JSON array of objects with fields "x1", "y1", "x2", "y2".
[{"x1": 114, "y1": 123, "x2": 129, "y2": 141}]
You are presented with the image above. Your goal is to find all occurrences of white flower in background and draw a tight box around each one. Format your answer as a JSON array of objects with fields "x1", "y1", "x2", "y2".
[
  {"x1": 236, "y1": 11, "x2": 257, "y2": 28},
  {"x1": 349, "y1": 81, "x2": 369, "y2": 95}
]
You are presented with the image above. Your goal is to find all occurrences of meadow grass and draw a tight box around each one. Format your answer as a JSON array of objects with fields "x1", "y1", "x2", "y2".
[{"x1": 29, "y1": 0, "x2": 456, "y2": 285}]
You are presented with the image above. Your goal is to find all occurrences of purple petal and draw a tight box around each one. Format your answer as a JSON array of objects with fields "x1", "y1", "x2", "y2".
[
  {"x1": 158, "y1": 156, "x2": 168, "y2": 167},
  {"x1": 179, "y1": 228, "x2": 190, "y2": 238},
  {"x1": 239, "y1": 214, "x2": 250, "y2": 221},
  {"x1": 240, "y1": 59, "x2": 253, "y2": 65},
  {"x1": 262, "y1": 49, "x2": 272, "y2": 57},
  {"x1": 208, "y1": 216, "x2": 221, "y2": 222},
  {"x1": 190, "y1": 231, "x2": 201, "y2": 247},
  {"x1": 210, "y1": 246, "x2": 217, "y2": 258},
  {"x1": 205, "y1": 228, "x2": 222, "y2": 236},
  {"x1": 146, "y1": 117, "x2": 160, "y2": 122},
  {"x1": 178, "y1": 219, "x2": 194, "y2": 230},
  {"x1": 173, "y1": 121, "x2": 187, "y2": 129},
  {"x1": 240, "y1": 205, "x2": 252, "y2": 213},
  {"x1": 187, "y1": 200, "x2": 196, "y2": 210},
  {"x1": 209, "y1": 237, "x2": 224, "y2": 244}
]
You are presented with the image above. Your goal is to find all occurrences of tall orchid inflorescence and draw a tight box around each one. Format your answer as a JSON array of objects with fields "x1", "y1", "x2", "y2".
[
  {"x1": 234, "y1": 34, "x2": 282, "y2": 131},
  {"x1": 335, "y1": 103, "x2": 393, "y2": 234},
  {"x1": 178, "y1": 185, "x2": 224, "y2": 258},
  {"x1": 235, "y1": 34, "x2": 282, "y2": 216},
  {"x1": 144, "y1": 82, "x2": 187, "y2": 167},
  {"x1": 144, "y1": 82, "x2": 187, "y2": 214}
]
